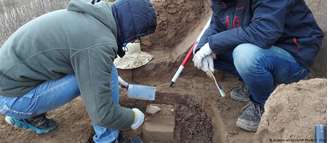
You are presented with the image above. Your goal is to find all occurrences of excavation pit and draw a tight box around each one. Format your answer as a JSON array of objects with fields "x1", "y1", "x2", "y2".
[
  {"x1": 143, "y1": 104, "x2": 175, "y2": 143},
  {"x1": 119, "y1": 92, "x2": 221, "y2": 143}
]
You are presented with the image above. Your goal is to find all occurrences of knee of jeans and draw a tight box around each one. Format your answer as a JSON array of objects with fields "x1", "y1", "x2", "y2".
[{"x1": 233, "y1": 43, "x2": 262, "y2": 74}]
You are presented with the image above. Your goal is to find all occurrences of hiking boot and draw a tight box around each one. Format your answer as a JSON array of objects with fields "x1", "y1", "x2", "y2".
[
  {"x1": 230, "y1": 83, "x2": 250, "y2": 102},
  {"x1": 236, "y1": 102, "x2": 264, "y2": 132},
  {"x1": 5, "y1": 113, "x2": 57, "y2": 134}
]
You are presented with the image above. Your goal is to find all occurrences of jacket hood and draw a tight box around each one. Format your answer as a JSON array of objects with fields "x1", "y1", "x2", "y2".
[
  {"x1": 67, "y1": 0, "x2": 117, "y2": 36},
  {"x1": 112, "y1": 0, "x2": 157, "y2": 49}
]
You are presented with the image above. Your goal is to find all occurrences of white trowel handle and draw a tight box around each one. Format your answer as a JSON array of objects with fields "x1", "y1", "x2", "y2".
[{"x1": 118, "y1": 76, "x2": 129, "y2": 88}]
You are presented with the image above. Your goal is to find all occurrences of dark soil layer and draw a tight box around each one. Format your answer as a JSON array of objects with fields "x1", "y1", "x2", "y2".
[{"x1": 175, "y1": 104, "x2": 213, "y2": 143}]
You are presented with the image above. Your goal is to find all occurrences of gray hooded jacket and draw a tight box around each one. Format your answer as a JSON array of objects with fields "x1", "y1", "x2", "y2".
[{"x1": 0, "y1": 0, "x2": 156, "y2": 129}]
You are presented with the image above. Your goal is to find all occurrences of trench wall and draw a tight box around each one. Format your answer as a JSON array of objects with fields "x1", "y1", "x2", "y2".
[{"x1": 306, "y1": 0, "x2": 327, "y2": 77}]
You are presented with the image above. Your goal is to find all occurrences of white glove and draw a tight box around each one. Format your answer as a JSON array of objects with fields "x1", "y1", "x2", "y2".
[
  {"x1": 193, "y1": 43, "x2": 213, "y2": 69},
  {"x1": 118, "y1": 76, "x2": 129, "y2": 88},
  {"x1": 200, "y1": 55, "x2": 214, "y2": 73},
  {"x1": 131, "y1": 108, "x2": 144, "y2": 130}
]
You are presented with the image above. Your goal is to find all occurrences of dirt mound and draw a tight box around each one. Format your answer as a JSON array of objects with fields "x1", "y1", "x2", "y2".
[
  {"x1": 142, "y1": 0, "x2": 209, "y2": 51},
  {"x1": 256, "y1": 78, "x2": 327, "y2": 142}
]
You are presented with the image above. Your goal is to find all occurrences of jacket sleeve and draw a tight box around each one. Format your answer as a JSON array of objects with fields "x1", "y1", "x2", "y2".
[
  {"x1": 71, "y1": 44, "x2": 134, "y2": 129},
  {"x1": 196, "y1": 0, "x2": 227, "y2": 50},
  {"x1": 208, "y1": 0, "x2": 290, "y2": 54},
  {"x1": 196, "y1": 15, "x2": 224, "y2": 50}
]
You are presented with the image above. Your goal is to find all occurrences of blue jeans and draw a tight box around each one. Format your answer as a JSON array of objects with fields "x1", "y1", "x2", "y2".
[
  {"x1": 0, "y1": 66, "x2": 120, "y2": 143},
  {"x1": 214, "y1": 43, "x2": 309, "y2": 105}
]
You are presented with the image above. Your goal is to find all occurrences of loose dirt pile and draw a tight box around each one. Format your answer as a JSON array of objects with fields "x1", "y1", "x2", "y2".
[
  {"x1": 174, "y1": 96, "x2": 214, "y2": 143},
  {"x1": 256, "y1": 78, "x2": 327, "y2": 142},
  {"x1": 175, "y1": 104, "x2": 213, "y2": 143}
]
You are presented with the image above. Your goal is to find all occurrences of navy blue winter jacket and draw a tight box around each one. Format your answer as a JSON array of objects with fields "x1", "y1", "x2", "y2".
[
  {"x1": 197, "y1": 0, "x2": 324, "y2": 67},
  {"x1": 112, "y1": 0, "x2": 156, "y2": 57}
]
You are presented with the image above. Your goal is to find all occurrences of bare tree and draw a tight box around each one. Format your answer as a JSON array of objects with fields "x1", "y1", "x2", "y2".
[{"x1": 0, "y1": 0, "x2": 69, "y2": 44}]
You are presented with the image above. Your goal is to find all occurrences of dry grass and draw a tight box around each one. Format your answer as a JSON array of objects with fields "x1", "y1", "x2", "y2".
[{"x1": 0, "y1": 0, "x2": 69, "y2": 44}]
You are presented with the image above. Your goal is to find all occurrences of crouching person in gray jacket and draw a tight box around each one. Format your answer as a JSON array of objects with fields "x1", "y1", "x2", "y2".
[{"x1": 0, "y1": 0, "x2": 156, "y2": 142}]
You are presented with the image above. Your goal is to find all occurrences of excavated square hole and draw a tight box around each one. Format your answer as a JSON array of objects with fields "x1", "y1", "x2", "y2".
[{"x1": 119, "y1": 92, "x2": 223, "y2": 143}]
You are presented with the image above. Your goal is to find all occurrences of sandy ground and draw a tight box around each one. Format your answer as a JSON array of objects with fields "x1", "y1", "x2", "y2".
[
  {"x1": 1, "y1": 68, "x2": 325, "y2": 142},
  {"x1": 0, "y1": 98, "x2": 93, "y2": 143},
  {"x1": 256, "y1": 79, "x2": 327, "y2": 143},
  {"x1": 0, "y1": 56, "x2": 250, "y2": 143}
]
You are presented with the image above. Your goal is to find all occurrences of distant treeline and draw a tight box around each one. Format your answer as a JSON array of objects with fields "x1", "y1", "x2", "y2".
[{"x1": 0, "y1": 0, "x2": 69, "y2": 44}]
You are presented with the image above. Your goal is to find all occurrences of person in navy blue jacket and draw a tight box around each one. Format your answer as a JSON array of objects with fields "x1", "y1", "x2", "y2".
[{"x1": 193, "y1": 0, "x2": 323, "y2": 132}]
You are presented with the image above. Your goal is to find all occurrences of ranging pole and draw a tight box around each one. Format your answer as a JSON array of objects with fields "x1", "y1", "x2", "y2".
[{"x1": 169, "y1": 17, "x2": 212, "y2": 87}]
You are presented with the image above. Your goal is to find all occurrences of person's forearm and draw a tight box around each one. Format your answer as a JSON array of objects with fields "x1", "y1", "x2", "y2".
[{"x1": 207, "y1": 0, "x2": 288, "y2": 54}]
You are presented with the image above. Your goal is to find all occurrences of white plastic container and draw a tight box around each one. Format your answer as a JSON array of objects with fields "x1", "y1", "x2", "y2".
[{"x1": 127, "y1": 84, "x2": 156, "y2": 101}]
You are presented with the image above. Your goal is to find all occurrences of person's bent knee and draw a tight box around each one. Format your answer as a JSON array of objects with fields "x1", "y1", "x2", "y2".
[
  {"x1": 232, "y1": 43, "x2": 262, "y2": 74},
  {"x1": 232, "y1": 43, "x2": 262, "y2": 59}
]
